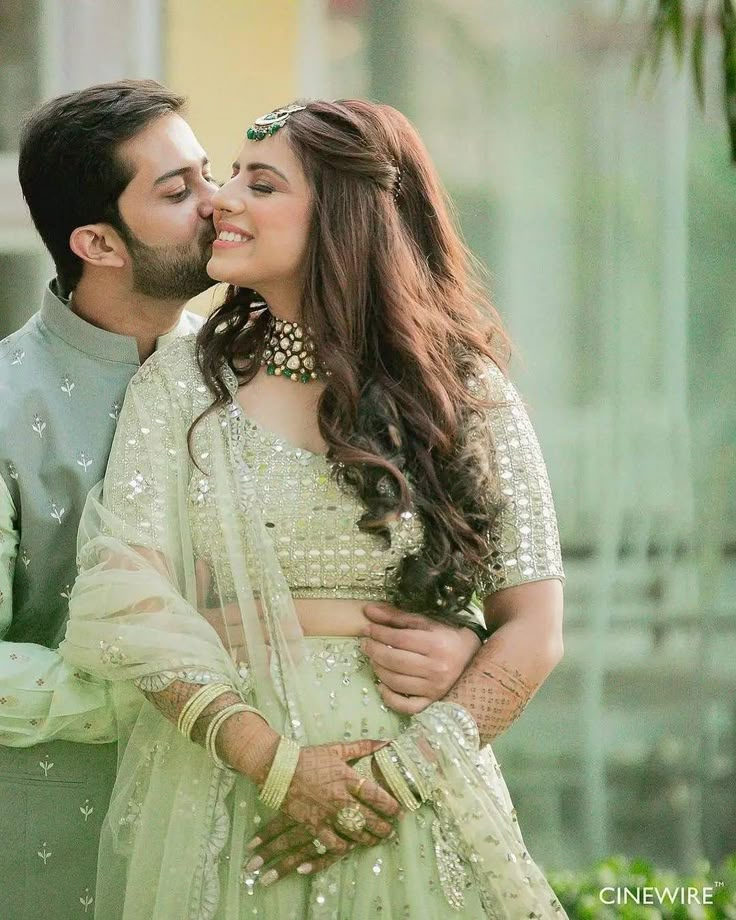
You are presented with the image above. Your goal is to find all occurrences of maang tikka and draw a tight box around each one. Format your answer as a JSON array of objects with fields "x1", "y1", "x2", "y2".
[{"x1": 246, "y1": 104, "x2": 306, "y2": 141}]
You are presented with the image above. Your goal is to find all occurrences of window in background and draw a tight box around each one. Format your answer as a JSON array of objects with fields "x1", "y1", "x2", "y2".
[{"x1": 0, "y1": 0, "x2": 46, "y2": 338}]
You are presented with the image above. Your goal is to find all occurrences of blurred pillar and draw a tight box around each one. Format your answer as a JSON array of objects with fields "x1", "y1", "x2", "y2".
[
  {"x1": 367, "y1": 0, "x2": 412, "y2": 113},
  {"x1": 44, "y1": 0, "x2": 163, "y2": 94}
]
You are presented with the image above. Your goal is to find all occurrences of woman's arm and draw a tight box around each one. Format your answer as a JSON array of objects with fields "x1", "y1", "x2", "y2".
[{"x1": 444, "y1": 578, "x2": 563, "y2": 744}]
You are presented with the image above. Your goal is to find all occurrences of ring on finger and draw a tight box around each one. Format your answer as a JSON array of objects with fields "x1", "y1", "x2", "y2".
[
  {"x1": 336, "y1": 804, "x2": 366, "y2": 834},
  {"x1": 312, "y1": 838, "x2": 328, "y2": 855}
]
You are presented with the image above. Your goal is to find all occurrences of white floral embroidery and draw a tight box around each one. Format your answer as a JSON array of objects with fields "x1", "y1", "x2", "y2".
[
  {"x1": 60, "y1": 374, "x2": 76, "y2": 396},
  {"x1": 32, "y1": 414, "x2": 46, "y2": 438},
  {"x1": 37, "y1": 842, "x2": 52, "y2": 865}
]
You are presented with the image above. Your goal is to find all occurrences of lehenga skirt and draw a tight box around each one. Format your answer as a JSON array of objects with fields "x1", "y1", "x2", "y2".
[{"x1": 206, "y1": 637, "x2": 565, "y2": 920}]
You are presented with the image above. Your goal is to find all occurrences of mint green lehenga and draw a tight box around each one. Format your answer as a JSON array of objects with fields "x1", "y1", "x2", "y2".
[{"x1": 60, "y1": 336, "x2": 567, "y2": 919}]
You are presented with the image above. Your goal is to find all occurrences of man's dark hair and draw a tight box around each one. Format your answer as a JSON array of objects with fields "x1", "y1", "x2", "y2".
[{"x1": 18, "y1": 79, "x2": 186, "y2": 294}]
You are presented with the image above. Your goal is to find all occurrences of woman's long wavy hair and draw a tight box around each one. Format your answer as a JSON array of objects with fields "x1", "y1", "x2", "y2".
[{"x1": 195, "y1": 99, "x2": 511, "y2": 625}]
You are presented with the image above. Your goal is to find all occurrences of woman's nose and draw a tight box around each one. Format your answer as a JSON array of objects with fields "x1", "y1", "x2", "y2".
[{"x1": 211, "y1": 180, "x2": 243, "y2": 214}]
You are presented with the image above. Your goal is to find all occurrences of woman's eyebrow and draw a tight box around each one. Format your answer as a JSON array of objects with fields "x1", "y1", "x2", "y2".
[{"x1": 245, "y1": 161, "x2": 289, "y2": 183}]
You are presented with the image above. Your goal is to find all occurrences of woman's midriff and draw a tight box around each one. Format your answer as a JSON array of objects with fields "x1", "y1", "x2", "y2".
[{"x1": 264, "y1": 596, "x2": 371, "y2": 637}]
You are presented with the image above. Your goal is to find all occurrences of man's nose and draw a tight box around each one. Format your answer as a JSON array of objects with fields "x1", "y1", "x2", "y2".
[
  {"x1": 210, "y1": 181, "x2": 245, "y2": 216},
  {"x1": 198, "y1": 196, "x2": 215, "y2": 220}
]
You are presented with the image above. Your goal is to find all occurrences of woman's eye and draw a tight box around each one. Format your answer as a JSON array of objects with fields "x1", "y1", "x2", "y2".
[
  {"x1": 249, "y1": 183, "x2": 274, "y2": 195},
  {"x1": 167, "y1": 188, "x2": 190, "y2": 202}
]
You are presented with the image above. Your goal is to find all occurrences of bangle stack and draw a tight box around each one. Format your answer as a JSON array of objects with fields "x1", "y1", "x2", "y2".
[
  {"x1": 205, "y1": 703, "x2": 262, "y2": 769},
  {"x1": 373, "y1": 745, "x2": 422, "y2": 812},
  {"x1": 259, "y1": 736, "x2": 300, "y2": 810},
  {"x1": 177, "y1": 682, "x2": 233, "y2": 740},
  {"x1": 391, "y1": 737, "x2": 430, "y2": 803}
]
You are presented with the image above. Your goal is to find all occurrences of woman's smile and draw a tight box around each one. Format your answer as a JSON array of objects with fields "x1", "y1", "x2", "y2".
[{"x1": 213, "y1": 220, "x2": 254, "y2": 249}]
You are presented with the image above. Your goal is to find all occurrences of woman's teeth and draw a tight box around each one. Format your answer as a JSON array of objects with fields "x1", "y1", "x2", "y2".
[{"x1": 218, "y1": 231, "x2": 250, "y2": 242}]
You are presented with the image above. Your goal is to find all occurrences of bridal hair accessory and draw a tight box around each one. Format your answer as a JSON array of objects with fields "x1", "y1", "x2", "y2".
[
  {"x1": 261, "y1": 311, "x2": 323, "y2": 383},
  {"x1": 392, "y1": 161, "x2": 403, "y2": 201},
  {"x1": 246, "y1": 104, "x2": 307, "y2": 141}
]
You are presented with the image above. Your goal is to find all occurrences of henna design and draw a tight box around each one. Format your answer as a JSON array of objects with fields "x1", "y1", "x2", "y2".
[{"x1": 444, "y1": 632, "x2": 540, "y2": 744}]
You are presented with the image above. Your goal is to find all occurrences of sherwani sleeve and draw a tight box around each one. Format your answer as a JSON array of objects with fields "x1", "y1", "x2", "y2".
[{"x1": 0, "y1": 474, "x2": 116, "y2": 747}]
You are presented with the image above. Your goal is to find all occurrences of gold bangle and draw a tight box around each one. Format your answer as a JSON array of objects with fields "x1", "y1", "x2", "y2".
[
  {"x1": 179, "y1": 683, "x2": 232, "y2": 739},
  {"x1": 177, "y1": 682, "x2": 230, "y2": 734},
  {"x1": 177, "y1": 682, "x2": 233, "y2": 739},
  {"x1": 259, "y1": 736, "x2": 300, "y2": 810},
  {"x1": 392, "y1": 738, "x2": 430, "y2": 803},
  {"x1": 205, "y1": 703, "x2": 257, "y2": 769},
  {"x1": 374, "y1": 746, "x2": 421, "y2": 812}
]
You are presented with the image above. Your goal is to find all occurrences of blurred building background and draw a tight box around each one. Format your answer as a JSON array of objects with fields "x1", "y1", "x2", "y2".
[{"x1": 1, "y1": 0, "x2": 734, "y2": 875}]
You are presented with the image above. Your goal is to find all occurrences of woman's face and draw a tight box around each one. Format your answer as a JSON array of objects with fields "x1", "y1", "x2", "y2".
[{"x1": 207, "y1": 131, "x2": 312, "y2": 296}]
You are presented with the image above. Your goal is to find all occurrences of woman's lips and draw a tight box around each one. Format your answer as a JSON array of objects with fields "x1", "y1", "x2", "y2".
[
  {"x1": 212, "y1": 237, "x2": 253, "y2": 249},
  {"x1": 213, "y1": 224, "x2": 254, "y2": 249}
]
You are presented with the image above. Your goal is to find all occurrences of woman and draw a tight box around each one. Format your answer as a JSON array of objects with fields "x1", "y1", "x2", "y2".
[{"x1": 61, "y1": 100, "x2": 567, "y2": 919}]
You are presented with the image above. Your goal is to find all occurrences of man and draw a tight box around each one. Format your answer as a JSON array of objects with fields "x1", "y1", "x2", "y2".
[{"x1": 0, "y1": 80, "x2": 484, "y2": 919}]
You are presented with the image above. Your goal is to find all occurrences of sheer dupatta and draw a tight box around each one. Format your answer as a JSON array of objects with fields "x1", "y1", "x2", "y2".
[
  {"x1": 61, "y1": 340, "x2": 316, "y2": 919},
  {"x1": 60, "y1": 338, "x2": 564, "y2": 919}
]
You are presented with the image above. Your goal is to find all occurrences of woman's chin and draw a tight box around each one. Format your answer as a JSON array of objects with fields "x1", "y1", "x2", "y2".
[{"x1": 206, "y1": 256, "x2": 241, "y2": 286}]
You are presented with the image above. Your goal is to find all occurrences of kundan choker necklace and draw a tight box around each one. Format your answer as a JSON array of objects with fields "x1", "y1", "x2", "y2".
[{"x1": 260, "y1": 311, "x2": 323, "y2": 383}]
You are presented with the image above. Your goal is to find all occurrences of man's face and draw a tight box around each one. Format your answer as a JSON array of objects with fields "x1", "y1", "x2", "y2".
[{"x1": 115, "y1": 113, "x2": 218, "y2": 301}]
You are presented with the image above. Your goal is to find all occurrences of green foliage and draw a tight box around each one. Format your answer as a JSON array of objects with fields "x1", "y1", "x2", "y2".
[
  {"x1": 548, "y1": 853, "x2": 736, "y2": 919},
  {"x1": 630, "y1": 1, "x2": 736, "y2": 163}
]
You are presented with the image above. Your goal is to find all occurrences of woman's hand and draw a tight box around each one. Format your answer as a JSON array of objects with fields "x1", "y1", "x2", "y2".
[{"x1": 243, "y1": 739, "x2": 402, "y2": 887}]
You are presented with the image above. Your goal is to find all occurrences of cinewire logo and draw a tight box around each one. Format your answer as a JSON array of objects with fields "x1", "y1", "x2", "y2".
[{"x1": 599, "y1": 882, "x2": 725, "y2": 906}]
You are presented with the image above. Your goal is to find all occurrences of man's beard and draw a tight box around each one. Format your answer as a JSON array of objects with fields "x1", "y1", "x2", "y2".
[{"x1": 119, "y1": 221, "x2": 216, "y2": 301}]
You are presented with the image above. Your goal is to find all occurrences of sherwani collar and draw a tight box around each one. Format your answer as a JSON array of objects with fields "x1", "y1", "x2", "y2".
[{"x1": 39, "y1": 280, "x2": 192, "y2": 365}]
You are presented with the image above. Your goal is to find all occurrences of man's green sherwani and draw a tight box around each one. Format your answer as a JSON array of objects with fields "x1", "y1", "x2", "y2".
[{"x1": 0, "y1": 280, "x2": 201, "y2": 920}]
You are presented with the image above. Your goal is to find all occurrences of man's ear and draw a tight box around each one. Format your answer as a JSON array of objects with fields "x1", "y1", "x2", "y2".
[{"x1": 69, "y1": 223, "x2": 127, "y2": 269}]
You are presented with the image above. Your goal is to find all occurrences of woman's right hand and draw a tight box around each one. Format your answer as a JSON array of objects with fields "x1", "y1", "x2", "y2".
[
  {"x1": 242, "y1": 738, "x2": 402, "y2": 885},
  {"x1": 280, "y1": 738, "x2": 400, "y2": 848}
]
